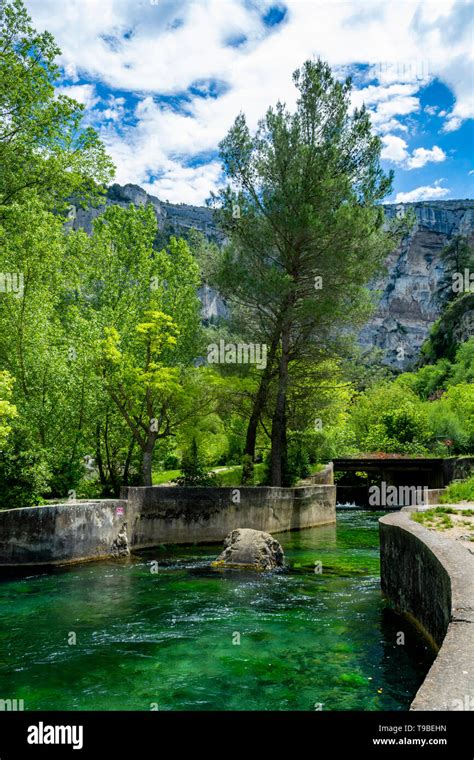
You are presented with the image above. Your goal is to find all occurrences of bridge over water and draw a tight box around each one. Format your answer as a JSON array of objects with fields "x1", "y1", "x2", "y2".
[{"x1": 332, "y1": 456, "x2": 474, "y2": 506}]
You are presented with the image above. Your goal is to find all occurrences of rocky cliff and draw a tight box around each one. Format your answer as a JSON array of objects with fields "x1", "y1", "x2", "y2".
[
  {"x1": 360, "y1": 200, "x2": 474, "y2": 368},
  {"x1": 71, "y1": 185, "x2": 474, "y2": 368},
  {"x1": 71, "y1": 183, "x2": 219, "y2": 243}
]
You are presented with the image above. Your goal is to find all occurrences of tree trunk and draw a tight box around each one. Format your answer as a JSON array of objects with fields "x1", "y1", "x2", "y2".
[
  {"x1": 140, "y1": 433, "x2": 156, "y2": 487},
  {"x1": 123, "y1": 435, "x2": 135, "y2": 486},
  {"x1": 270, "y1": 332, "x2": 290, "y2": 486},
  {"x1": 244, "y1": 334, "x2": 279, "y2": 460},
  {"x1": 95, "y1": 425, "x2": 107, "y2": 490}
]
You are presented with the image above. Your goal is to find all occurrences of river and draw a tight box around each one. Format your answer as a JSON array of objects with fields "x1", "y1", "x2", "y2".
[{"x1": 0, "y1": 510, "x2": 434, "y2": 710}]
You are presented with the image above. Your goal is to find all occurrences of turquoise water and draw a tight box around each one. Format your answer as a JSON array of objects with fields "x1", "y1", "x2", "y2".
[{"x1": 0, "y1": 510, "x2": 434, "y2": 710}]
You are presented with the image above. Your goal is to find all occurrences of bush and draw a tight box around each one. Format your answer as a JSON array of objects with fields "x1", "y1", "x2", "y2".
[
  {"x1": 241, "y1": 454, "x2": 254, "y2": 485},
  {"x1": 428, "y1": 384, "x2": 474, "y2": 454},
  {"x1": 0, "y1": 438, "x2": 50, "y2": 509},
  {"x1": 349, "y1": 382, "x2": 432, "y2": 455},
  {"x1": 163, "y1": 454, "x2": 180, "y2": 469},
  {"x1": 172, "y1": 438, "x2": 216, "y2": 487},
  {"x1": 440, "y1": 476, "x2": 474, "y2": 503}
]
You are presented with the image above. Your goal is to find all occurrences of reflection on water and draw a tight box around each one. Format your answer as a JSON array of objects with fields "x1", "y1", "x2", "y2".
[{"x1": 0, "y1": 510, "x2": 434, "y2": 710}]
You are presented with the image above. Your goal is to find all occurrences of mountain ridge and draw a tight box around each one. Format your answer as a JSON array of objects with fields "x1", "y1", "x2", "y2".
[{"x1": 70, "y1": 184, "x2": 474, "y2": 368}]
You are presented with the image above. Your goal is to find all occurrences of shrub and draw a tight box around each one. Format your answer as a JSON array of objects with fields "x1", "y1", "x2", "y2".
[
  {"x1": 0, "y1": 438, "x2": 50, "y2": 509},
  {"x1": 241, "y1": 454, "x2": 255, "y2": 485},
  {"x1": 172, "y1": 438, "x2": 216, "y2": 487},
  {"x1": 440, "y1": 476, "x2": 474, "y2": 503}
]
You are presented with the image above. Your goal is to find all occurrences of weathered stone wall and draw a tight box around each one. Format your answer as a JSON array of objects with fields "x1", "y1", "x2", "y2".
[
  {"x1": 0, "y1": 500, "x2": 129, "y2": 566},
  {"x1": 124, "y1": 484, "x2": 336, "y2": 548},
  {"x1": 0, "y1": 485, "x2": 336, "y2": 566},
  {"x1": 379, "y1": 510, "x2": 474, "y2": 710},
  {"x1": 308, "y1": 463, "x2": 334, "y2": 485}
]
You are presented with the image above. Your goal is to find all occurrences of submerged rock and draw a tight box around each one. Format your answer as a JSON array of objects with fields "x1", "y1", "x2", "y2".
[
  {"x1": 212, "y1": 528, "x2": 284, "y2": 571},
  {"x1": 111, "y1": 523, "x2": 130, "y2": 557}
]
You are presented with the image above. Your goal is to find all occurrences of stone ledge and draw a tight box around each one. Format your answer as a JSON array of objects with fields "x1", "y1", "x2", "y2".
[
  {"x1": 379, "y1": 510, "x2": 474, "y2": 711},
  {"x1": 0, "y1": 485, "x2": 336, "y2": 566}
]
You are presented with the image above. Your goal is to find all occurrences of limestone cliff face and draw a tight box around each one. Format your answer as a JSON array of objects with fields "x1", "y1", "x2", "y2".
[
  {"x1": 72, "y1": 186, "x2": 473, "y2": 367},
  {"x1": 360, "y1": 201, "x2": 474, "y2": 368},
  {"x1": 70, "y1": 183, "x2": 226, "y2": 322},
  {"x1": 71, "y1": 183, "x2": 219, "y2": 242}
]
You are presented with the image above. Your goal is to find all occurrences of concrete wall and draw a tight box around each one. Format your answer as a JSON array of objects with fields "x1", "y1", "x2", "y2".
[
  {"x1": 426, "y1": 488, "x2": 446, "y2": 505},
  {"x1": 124, "y1": 484, "x2": 336, "y2": 548},
  {"x1": 0, "y1": 485, "x2": 336, "y2": 566},
  {"x1": 379, "y1": 510, "x2": 474, "y2": 711},
  {"x1": 307, "y1": 462, "x2": 334, "y2": 486},
  {"x1": 443, "y1": 456, "x2": 474, "y2": 483},
  {"x1": 0, "y1": 500, "x2": 128, "y2": 566}
]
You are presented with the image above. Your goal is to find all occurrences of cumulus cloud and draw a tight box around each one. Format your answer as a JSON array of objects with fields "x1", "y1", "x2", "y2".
[
  {"x1": 395, "y1": 181, "x2": 450, "y2": 203},
  {"x1": 381, "y1": 135, "x2": 409, "y2": 163},
  {"x1": 406, "y1": 145, "x2": 446, "y2": 170},
  {"x1": 56, "y1": 83, "x2": 100, "y2": 110},
  {"x1": 24, "y1": 0, "x2": 473, "y2": 203},
  {"x1": 381, "y1": 136, "x2": 446, "y2": 170}
]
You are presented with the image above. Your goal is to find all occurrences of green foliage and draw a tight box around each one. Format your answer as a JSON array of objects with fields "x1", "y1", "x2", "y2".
[
  {"x1": 336, "y1": 336, "x2": 474, "y2": 458},
  {"x1": 0, "y1": 371, "x2": 17, "y2": 446},
  {"x1": 240, "y1": 454, "x2": 255, "y2": 485},
  {"x1": 0, "y1": 433, "x2": 50, "y2": 509},
  {"x1": 287, "y1": 439, "x2": 311, "y2": 482},
  {"x1": 420, "y1": 293, "x2": 474, "y2": 363},
  {"x1": 349, "y1": 383, "x2": 431, "y2": 455},
  {"x1": 212, "y1": 462, "x2": 266, "y2": 487},
  {"x1": 397, "y1": 361, "x2": 451, "y2": 400},
  {"x1": 411, "y1": 508, "x2": 455, "y2": 530},
  {"x1": 0, "y1": 0, "x2": 114, "y2": 209},
  {"x1": 449, "y1": 338, "x2": 474, "y2": 385},
  {"x1": 427, "y1": 384, "x2": 474, "y2": 454},
  {"x1": 173, "y1": 438, "x2": 216, "y2": 487},
  {"x1": 440, "y1": 476, "x2": 474, "y2": 504}
]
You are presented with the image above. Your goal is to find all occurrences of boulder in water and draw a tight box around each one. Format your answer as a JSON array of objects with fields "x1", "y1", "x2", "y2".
[{"x1": 212, "y1": 528, "x2": 284, "y2": 570}]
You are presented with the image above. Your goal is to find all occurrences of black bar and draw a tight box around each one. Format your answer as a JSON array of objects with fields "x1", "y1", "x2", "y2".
[{"x1": 0, "y1": 710, "x2": 471, "y2": 758}]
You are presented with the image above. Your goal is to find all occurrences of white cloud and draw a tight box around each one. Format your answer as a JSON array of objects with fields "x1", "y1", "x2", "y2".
[
  {"x1": 406, "y1": 145, "x2": 446, "y2": 169},
  {"x1": 101, "y1": 95, "x2": 126, "y2": 122},
  {"x1": 57, "y1": 83, "x2": 100, "y2": 110},
  {"x1": 23, "y1": 0, "x2": 473, "y2": 203},
  {"x1": 143, "y1": 162, "x2": 223, "y2": 205},
  {"x1": 381, "y1": 136, "x2": 446, "y2": 170},
  {"x1": 395, "y1": 181, "x2": 450, "y2": 203},
  {"x1": 381, "y1": 135, "x2": 408, "y2": 163}
]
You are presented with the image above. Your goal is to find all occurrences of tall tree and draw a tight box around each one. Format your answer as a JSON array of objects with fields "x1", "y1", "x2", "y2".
[
  {"x1": 0, "y1": 0, "x2": 114, "y2": 209},
  {"x1": 77, "y1": 204, "x2": 207, "y2": 486},
  {"x1": 211, "y1": 59, "x2": 395, "y2": 484}
]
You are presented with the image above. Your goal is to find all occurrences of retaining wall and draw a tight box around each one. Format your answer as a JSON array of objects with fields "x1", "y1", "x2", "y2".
[
  {"x1": 379, "y1": 510, "x2": 474, "y2": 711},
  {"x1": 123, "y1": 484, "x2": 336, "y2": 547},
  {"x1": 0, "y1": 500, "x2": 128, "y2": 566},
  {"x1": 0, "y1": 484, "x2": 336, "y2": 566}
]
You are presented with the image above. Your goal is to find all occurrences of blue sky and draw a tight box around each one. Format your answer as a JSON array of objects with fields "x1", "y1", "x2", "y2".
[{"x1": 26, "y1": 0, "x2": 474, "y2": 205}]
